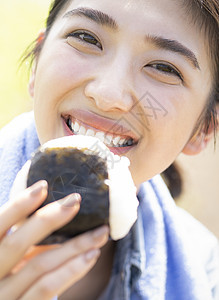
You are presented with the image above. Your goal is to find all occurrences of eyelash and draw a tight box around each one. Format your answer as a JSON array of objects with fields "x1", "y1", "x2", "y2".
[
  {"x1": 66, "y1": 31, "x2": 183, "y2": 81},
  {"x1": 66, "y1": 30, "x2": 103, "y2": 50},
  {"x1": 147, "y1": 63, "x2": 183, "y2": 80}
]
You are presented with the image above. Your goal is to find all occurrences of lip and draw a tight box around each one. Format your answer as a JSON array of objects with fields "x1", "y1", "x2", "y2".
[
  {"x1": 62, "y1": 109, "x2": 139, "y2": 142},
  {"x1": 61, "y1": 109, "x2": 139, "y2": 155},
  {"x1": 62, "y1": 118, "x2": 134, "y2": 155}
]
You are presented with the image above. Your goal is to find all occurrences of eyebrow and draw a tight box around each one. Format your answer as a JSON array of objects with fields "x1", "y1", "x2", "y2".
[
  {"x1": 63, "y1": 7, "x2": 118, "y2": 30},
  {"x1": 63, "y1": 8, "x2": 200, "y2": 70},
  {"x1": 146, "y1": 35, "x2": 200, "y2": 69}
]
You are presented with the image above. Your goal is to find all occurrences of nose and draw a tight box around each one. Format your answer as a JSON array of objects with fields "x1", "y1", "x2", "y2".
[{"x1": 84, "y1": 57, "x2": 135, "y2": 113}]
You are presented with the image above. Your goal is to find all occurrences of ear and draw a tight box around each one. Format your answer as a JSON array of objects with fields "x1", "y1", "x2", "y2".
[
  {"x1": 182, "y1": 105, "x2": 219, "y2": 156},
  {"x1": 182, "y1": 131, "x2": 210, "y2": 155},
  {"x1": 36, "y1": 30, "x2": 45, "y2": 45},
  {"x1": 28, "y1": 29, "x2": 45, "y2": 99}
]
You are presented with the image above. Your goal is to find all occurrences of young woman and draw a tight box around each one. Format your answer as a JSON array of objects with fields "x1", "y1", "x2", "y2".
[{"x1": 0, "y1": 0, "x2": 218, "y2": 299}]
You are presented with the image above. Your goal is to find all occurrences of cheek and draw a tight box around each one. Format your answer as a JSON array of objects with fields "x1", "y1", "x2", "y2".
[
  {"x1": 138, "y1": 87, "x2": 182, "y2": 137},
  {"x1": 33, "y1": 46, "x2": 95, "y2": 139},
  {"x1": 35, "y1": 46, "x2": 94, "y2": 101},
  {"x1": 130, "y1": 87, "x2": 205, "y2": 182},
  {"x1": 143, "y1": 86, "x2": 203, "y2": 140}
]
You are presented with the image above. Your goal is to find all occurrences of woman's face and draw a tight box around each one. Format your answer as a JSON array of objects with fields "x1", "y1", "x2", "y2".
[{"x1": 32, "y1": 0, "x2": 212, "y2": 185}]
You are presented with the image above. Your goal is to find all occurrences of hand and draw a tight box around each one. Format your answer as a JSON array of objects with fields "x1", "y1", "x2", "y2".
[{"x1": 0, "y1": 181, "x2": 109, "y2": 300}]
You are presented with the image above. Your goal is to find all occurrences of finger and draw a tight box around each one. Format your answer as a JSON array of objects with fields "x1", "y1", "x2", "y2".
[
  {"x1": 20, "y1": 249, "x2": 101, "y2": 300},
  {"x1": 0, "y1": 180, "x2": 48, "y2": 239},
  {"x1": 21, "y1": 225, "x2": 109, "y2": 277},
  {"x1": 0, "y1": 226, "x2": 109, "y2": 299},
  {"x1": 0, "y1": 193, "x2": 81, "y2": 279}
]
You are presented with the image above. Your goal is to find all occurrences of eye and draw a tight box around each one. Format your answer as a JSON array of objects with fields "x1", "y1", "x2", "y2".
[
  {"x1": 147, "y1": 63, "x2": 183, "y2": 80},
  {"x1": 66, "y1": 30, "x2": 102, "y2": 50}
]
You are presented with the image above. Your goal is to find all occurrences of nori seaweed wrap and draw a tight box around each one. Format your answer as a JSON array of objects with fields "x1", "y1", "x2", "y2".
[
  {"x1": 27, "y1": 146, "x2": 110, "y2": 244},
  {"x1": 10, "y1": 136, "x2": 139, "y2": 244}
]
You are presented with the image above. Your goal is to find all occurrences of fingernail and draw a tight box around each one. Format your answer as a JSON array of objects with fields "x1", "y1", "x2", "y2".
[
  {"x1": 93, "y1": 226, "x2": 109, "y2": 239},
  {"x1": 59, "y1": 193, "x2": 81, "y2": 207},
  {"x1": 85, "y1": 249, "x2": 100, "y2": 262},
  {"x1": 30, "y1": 180, "x2": 48, "y2": 196}
]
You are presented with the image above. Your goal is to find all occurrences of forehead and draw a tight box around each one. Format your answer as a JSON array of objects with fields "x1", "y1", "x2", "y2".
[
  {"x1": 58, "y1": 0, "x2": 205, "y2": 52},
  {"x1": 47, "y1": 0, "x2": 211, "y2": 77},
  {"x1": 59, "y1": 0, "x2": 197, "y2": 38}
]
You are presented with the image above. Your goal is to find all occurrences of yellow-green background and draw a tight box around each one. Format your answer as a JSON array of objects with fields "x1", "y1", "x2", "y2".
[
  {"x1": 0, "y1": 0, "x2": 51, "y2": 127},
  {"x1": 0, "y1": 0, "x2": 219, "y2": 238}
]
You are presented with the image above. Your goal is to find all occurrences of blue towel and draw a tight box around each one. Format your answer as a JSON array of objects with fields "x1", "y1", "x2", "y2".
[
  {"x1": 0, "y1": 112, "x2": 40, "y2": 207},
  {"x1": 0, "y1": 112, "x2": 218, "y2": 299},
  {"x1": 136, "y1": 177, "x2": 217, "y2": 300}
]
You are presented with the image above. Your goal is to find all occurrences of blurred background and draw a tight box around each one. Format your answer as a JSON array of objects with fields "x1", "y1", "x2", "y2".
[{"x1": 0, "y1": 0, "x2": 218, "y2": 238}]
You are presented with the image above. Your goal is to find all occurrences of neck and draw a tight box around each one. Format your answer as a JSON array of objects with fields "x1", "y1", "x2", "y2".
[{"x1": 60, "y1": 240, "x2": 116, "y2": 300}]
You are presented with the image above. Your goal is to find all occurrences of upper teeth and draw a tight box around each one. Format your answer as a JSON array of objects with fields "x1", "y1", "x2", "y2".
[{"x1": 69, "y1": 120, "x2": 134, "y2": 147}]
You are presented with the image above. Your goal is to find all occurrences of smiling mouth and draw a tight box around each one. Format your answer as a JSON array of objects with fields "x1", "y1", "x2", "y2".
[{"x1": 63, "y1": 116, "x2": 138, "y2": 148}]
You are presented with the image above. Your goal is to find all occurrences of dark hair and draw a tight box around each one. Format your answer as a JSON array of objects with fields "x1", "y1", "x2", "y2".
[
  {"x1": 23, "y1": 0, "x2": 71, "y2": 67},
  {"x1": 181, "y1": 0, "x2": 219, "y2": 140},
  {"x1": 23, "y1": 0, "x2": 219, "y2": 198}
]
